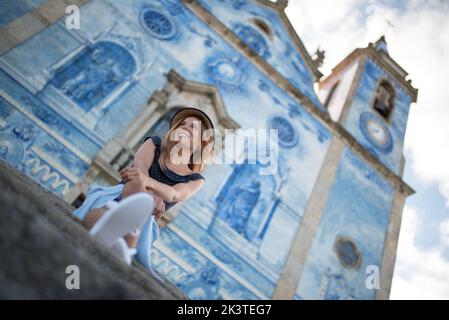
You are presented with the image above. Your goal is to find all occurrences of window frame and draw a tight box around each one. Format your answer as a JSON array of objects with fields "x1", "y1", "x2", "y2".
[{"x1": 371, "y1": 78, "x2": 396, "y2": 123}]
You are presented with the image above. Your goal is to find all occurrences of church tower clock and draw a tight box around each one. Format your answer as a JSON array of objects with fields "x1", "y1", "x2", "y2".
[{"x1": 318, "y1": 35, "x2": 418, "y2": 176}]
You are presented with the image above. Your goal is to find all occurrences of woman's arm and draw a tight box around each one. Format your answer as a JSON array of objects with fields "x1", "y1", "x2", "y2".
[
  {"x1": 123, "y1": 138, "x2": 166, "y2": 219},
  {"x1": 131, "y1": 138, "x2": 156, "y2": 175},
  {"x1": 147, "y1": 176, "x2": 204, "y2": 203},
  {"x1": 121, "y1": 167, "x2": 204, "y2": 203},
  {"x1": 121, "y1": 137, "x2": 205, "y2": 203}
]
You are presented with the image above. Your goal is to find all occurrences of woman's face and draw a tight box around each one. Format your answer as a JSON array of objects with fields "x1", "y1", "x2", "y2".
[{"x1": 172, "y1": 116, "x2": 203, "y2": 152}]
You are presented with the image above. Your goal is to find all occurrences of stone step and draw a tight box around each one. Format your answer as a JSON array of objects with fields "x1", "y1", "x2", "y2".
[{"x1": 0, "y1": 159, "x2": 188, "y2": 299}]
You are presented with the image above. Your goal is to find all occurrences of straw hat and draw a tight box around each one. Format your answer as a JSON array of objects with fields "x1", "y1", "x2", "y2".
[{"x1": 170, "y1": 108, "x2": 215, "y2": 145}]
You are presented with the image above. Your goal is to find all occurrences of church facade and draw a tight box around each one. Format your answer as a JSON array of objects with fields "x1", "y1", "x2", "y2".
[{"x1": 0, "y1": 0, "x2": 417, "y2": 299}]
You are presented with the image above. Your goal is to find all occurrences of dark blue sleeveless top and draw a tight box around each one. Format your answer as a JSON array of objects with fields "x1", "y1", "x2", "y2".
[{"x1": 118, "y1": 136, "x2": 204, "y2": 211}]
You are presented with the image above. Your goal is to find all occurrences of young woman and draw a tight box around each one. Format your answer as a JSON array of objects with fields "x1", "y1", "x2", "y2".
[{"x1": 73, "y1": 108, "x2": 215, "y2": 269}]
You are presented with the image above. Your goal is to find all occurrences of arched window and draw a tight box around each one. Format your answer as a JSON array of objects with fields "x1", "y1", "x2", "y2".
[
  {"x1": 234, "y1": 23, "x2": 271, "y2": 59},
  {"x1": 251, "y1": 18, "x2": 272, "y2": 38},
  {"x1": 373, "y1": 80, "x2": 395, "y2": 121}
]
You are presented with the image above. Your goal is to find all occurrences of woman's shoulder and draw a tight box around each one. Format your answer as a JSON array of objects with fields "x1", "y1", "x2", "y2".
[{"x1": 143, "y1": 135, "x2": 162, "y2": 147}]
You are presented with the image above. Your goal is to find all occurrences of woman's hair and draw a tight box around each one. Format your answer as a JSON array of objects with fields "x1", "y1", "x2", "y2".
[{"x1": 158, "y1": 116, "x2": 214, "y2": 173}]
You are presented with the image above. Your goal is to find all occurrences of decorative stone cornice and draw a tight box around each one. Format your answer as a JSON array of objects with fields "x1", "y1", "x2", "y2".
[
  {"x1": 256, "y1": 0, "x2": 288, "y2": 11},
  {"x1": 254, "y1": 0, "x2": 278, "y2": 10},
  {"x1": 166, "y1": 69, "x2": 241, "y2": 130}
]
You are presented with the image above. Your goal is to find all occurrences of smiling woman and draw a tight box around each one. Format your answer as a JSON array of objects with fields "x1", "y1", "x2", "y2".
[{"x1": 72, "y1": 107, "x2": 216, "y2": 270}]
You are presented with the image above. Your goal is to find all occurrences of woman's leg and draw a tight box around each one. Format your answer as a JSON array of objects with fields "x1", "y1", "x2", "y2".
[
  {"x1": 121, "y1": 179, "x2": 150, "y2": 247},
  {"x1": 120, "y1": 178, "x2": 149, "y2": 200},
  {"x1": 83, "y1": 179, "x2": 149, "y2": 248},
  {"x1": 82, "y1": 206, "x2": 108, "y2": 230}
]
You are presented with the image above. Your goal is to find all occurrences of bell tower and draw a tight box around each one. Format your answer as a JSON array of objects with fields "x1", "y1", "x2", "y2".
[{"x1": 318, "y1": 36, "x2": 418, "y2": 175}]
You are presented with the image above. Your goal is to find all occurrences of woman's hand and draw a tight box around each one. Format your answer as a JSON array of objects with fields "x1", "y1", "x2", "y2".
[
  {"x1": 152, "y1": 195, "x2": 166, "y2": 221},
  {"x1": 120, "y1": 166, "x2": 164, "y2": 219},
  {"x1": 119, "y1": 167, "x2": 151, "y2": 189}
]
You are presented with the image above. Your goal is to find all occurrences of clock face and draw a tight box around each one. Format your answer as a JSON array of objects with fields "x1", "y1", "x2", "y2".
[
  {"x1": 359, "y1": 112, "x2": 393, "y2": 154},
  {"x1": 366, "y1": 119, "x2": 387, "y2": 145}
]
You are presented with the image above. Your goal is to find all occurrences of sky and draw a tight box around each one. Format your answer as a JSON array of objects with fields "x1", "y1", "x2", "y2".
[{"x1": 285, "y1": 0, "x2": 449, "y2": 299}]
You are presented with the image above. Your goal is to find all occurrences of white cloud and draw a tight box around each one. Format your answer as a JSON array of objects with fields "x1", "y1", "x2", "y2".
[
  {"x1": 286, "y1": 0, "x2": 449, "y2": 299},
  {"x1": 390, "y1": 206, "x2": 449, "y2": 299},
  {"x1": 440, "y1": 218, "x2": 449, "y2": 248}
]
